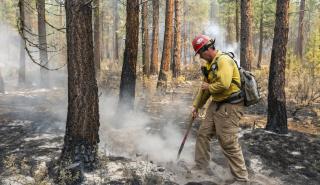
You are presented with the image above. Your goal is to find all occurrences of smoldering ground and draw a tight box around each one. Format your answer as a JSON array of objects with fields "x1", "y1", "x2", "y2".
[{"x1": 98, "y1": 94, "x2": 195, "y2": 164}]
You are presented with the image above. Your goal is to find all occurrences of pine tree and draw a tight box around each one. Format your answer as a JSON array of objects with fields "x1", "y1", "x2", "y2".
[
  {"x1": 266, "y1": 0, "x2": 290, "y2": 134},
  {"x1": 118, "y1": 0, "x2": 140, "y2": 110},
  {"x1": 157, "y1": 0, "x2": 174, "y2": 93},
  {"x1": 60, "y1": 1, "x2": 100, "y2": 183}
]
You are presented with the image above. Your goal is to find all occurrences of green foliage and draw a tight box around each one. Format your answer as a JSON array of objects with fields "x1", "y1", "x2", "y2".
[
  {"x1": 184, "y1": 0, "x2": 210, "y2": 32},
  {"x1": 253, "y1": 0, "x2": 276, "y2": 39},
  {"x1": 286, "y1": 58, "x2": 320, "y2": 106},
  {"x1": 0, "y1": 0, "x2": 17, "y2": 26}
]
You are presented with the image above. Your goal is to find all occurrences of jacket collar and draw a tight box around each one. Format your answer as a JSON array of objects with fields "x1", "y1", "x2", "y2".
[{"x1": 207, "y1": 50, "x2": 222, "y2": 67}]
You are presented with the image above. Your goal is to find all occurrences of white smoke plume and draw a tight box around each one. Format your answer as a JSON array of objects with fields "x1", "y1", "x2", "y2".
[{"x1": 99, "y1": 95, "x2": 195, "y2": 163}]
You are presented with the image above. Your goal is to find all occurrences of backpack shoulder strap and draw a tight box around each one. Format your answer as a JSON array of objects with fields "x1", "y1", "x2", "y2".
[
  {"x1": 232, "y1": 79, "x2": 241, "y2": 89},
  {"x1": 220, "y1": 52, "x2": 242, "y2": 88}
]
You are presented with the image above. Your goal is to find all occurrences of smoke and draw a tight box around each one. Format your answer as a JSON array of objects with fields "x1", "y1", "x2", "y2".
[
  {"x1": 0, "y1": 19, "x2": 194, "y2": 164},
  {"x1": 0, "y1": 22, "x2": 21, "y2": 89},
  {"x1": 0, "y1": 21, "x2": 68, "y2": 89},
  {"x1": 202, "y1": 21, "x2": 241, "y2": 66},
  {"x1": 99, "y1": 95, "x2": 195, "y2": 163}
]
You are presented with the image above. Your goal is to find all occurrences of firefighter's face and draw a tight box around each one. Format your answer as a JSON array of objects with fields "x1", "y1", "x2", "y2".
[{"x1": 199, "y1": 47, "x2": 213, "y2": 62}]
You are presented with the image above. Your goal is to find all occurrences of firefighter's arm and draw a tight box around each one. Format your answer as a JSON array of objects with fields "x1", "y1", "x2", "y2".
[
  {"x1": 208, "y1": 59, "x2": 233, "y2": 94},
  {"x1": 192, "y1": 88, "x2": 210, "y2": 109}
]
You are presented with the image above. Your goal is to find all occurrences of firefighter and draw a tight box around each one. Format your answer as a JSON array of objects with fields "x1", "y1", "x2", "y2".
[{"x1": 191, "y1": 34, "x2": 249, "y2": 184}]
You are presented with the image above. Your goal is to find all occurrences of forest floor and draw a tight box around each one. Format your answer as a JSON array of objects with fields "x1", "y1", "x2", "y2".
[{"x1": 0, "y1": 76, "x2": 319, "y2": 185}]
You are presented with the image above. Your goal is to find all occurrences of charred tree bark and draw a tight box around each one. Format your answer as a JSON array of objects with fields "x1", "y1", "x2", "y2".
[
  {"x1": 295, "y1": 0, "x2": 305, "y2": 61},
  {"x1": 113, "y1": 0, "x2": 119, "y2": 62},
  {"x1": 157, "y1": 0, "x2": 174, "y2": 93},
  {"x1": 0, "y1": 69, "x2": 4, "y2": 93},
  {"x1": 240, "y1": 0, "x2": 254, "y2": 71},
  {"x1": 173, "y1": 0, "x2": 181, "y2": 78},
  {"x1": 141, "y1": 0, "x2": 150, "y2": 77},
  {"x1": 265, "y1": 0, "x2": 289, "y2": 134},
  {"x1": 60, "y1": 1, "x2": 100, "y2": 182},
  {"x1": 18, "y1": 0, "x2": 26, "y2": 85},
  {"x1": 93, "y1": 0, "x2": 101, "y2": 75},
  {"x1": 119, "y1": 0, "x2": 139, "y2": 110},
  {"x1": 257, "y1": 0, "x2": 264, "y2": 69},
  {"x1": 150, "y1": 0, "x2": 160, "y2": 75},
  {"x1": 236, "y1": 0, "x2": 240, "y2": 42},
  {"x1": 37, "y1": 0, "x2": 49, "y2": 87}
]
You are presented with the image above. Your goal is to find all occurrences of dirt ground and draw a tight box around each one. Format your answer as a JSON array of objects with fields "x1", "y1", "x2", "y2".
[{"x1": 0, "y1": 78, "x2": 319, "y2": 185}]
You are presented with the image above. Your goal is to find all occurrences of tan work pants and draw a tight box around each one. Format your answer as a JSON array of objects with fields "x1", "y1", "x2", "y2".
[{"x1": 195, "y1": 101, "x2": 249, "y2": 181}]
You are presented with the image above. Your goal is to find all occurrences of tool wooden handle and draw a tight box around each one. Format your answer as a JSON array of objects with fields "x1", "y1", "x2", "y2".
[{"x1": 176, "y1": 115, "x2": 195, "y2": 160}]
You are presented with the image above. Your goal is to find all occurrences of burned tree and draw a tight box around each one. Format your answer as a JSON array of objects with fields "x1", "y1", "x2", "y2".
[
  {"x1": 59, "y1": 0, "x2": 100, "y2": 181},
  {"x1": 93, "y1": 0, "x2": 101, "y2": 75},
  {"x1": 150, "y1": 0, "x2": 160, "y2": 75},
  {"x1": 118, "y1": 0, "x2": 139, "y2": 110},
  {"x1": 37, "y1": 0, "x2": 49, "y2": 87},
  {"x1": 18, "y1": 0, "x2": 26, "y2": 85},
  {"x1": 157, "y1": 0, "x2": 174, "y2": 92},
  {"x1": 295, "y1": 0, "x2": 305, "y2": 61},
  {"x1": 257, "y1": 0, "x2": 264, "y2": 69},
  {"x1": 172, "y1": 0, "x2": 182, "y2": 78},
  {"x1": 265, "y1": 0, "x2": 289, "y2": 134},
  {"x1": 240, "y1": 0, "x2": 254, "y2": 71},
  {"x1": 141, "y1": 0, "x2": 150, "y2": 77},
  {"x1": 113, "y1": 0, "x2": 119, "y2": 62}
]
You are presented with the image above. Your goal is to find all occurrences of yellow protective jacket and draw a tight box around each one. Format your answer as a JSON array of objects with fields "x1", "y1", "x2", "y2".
[{"x1": 193, "y1": 51, "x2": 241, "y2": 109}]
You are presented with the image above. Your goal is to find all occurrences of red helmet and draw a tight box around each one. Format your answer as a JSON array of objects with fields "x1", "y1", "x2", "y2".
[{"x1": 192, "y1": 35, "x2": 215, "y2": 55}]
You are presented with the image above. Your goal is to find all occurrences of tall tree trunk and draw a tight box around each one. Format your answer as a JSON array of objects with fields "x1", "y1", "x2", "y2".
[
  {"x1": 257, "y1": 0, "x2": 264, "y2": 69},
  {"x1": 183, "y1": 26, "x2": 187, "y2": 66},
  {"x1": 265, "y1": 0, "x2": 289, "y2": 134},
  {"x1": 226, "y1": 13, "x2": 233, "y2": 44},
  {"x1": 170, "y1": 27, "x2": 175, "y2": 73},
  {"x1": 188, "y1": 21, "x2": 193, "y2": 64},
  {"x1": 173, "y1": 0, "x2": 181, "y2": 78},
  {"x1": 240, "y1": 0, "x2": 254, "y2": 71},
  {"x1": 119, "y1": 0, "x2": 139, "y2": 110},
  {"x1": 59, "y1": 4, "x2": 66, "y2": 66},
  {"x1": 236, "y1": 0, "x2": 240, "y2": 42},
  {"x1": 141, "y1": 0, "x2": 150, "y2": 77},
  {"x1": 93, "y1": 0, "x2": 101, "y2": 75},
  {"x1": 210, "y1": 1, "x2": 214, "y2": 21},
  {"x1": 210, "y1": 0, "x2": 219, "y2": 24},
  {"x1": 113, "y1": 0, "x2": 119, "y2": 62},
  {"x1": 37, "y1": 0, "x2": 49, "y2": 87},
  {"x1": 18, "y1": 0, "x2": 26, "y2": 85},
  {"x1": 106, "y1": 23, "x2": 111, "y2": 60},
  {"x1": 0, "y1": 69, "x2": 4, "y2": 93},
  {"x1": 295, "y1": 0, "x2": 305, "y2": 61},
  {"x1": 60, "y1": 1, "x2": 100, "y2": 182},
  {"x1": 150, "y1": 0, "x2": 159, "y2": 75},
  {"x1": 183, "y1": 1, "x2": 187, "y2": 66},
  {"x1": 100, "y1": 5, "x2": 105, "y2": 61},
  {"x1": 157, "y1": 0, "x2": 174, "y2": 93}
]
